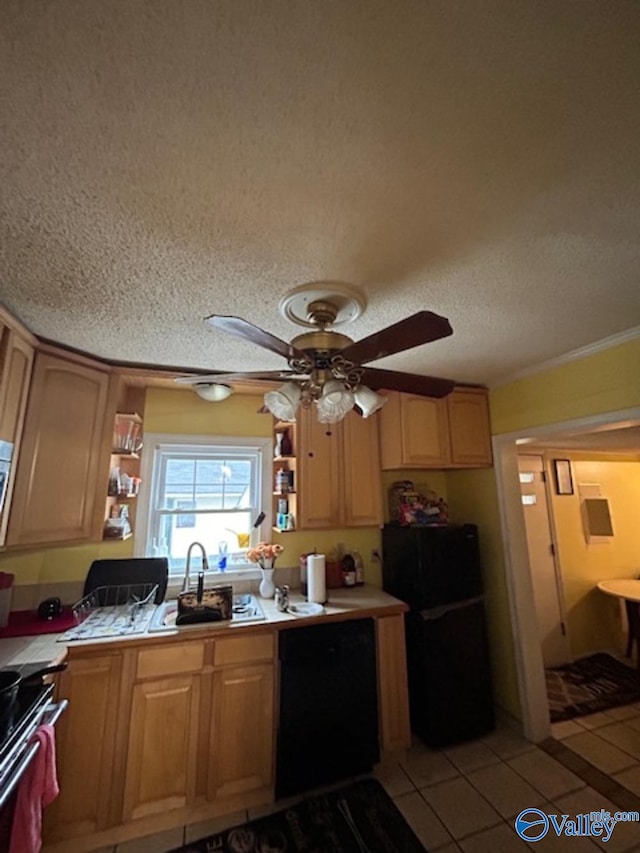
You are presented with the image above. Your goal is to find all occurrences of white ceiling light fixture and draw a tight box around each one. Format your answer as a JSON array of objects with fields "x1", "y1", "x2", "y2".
[
  {"x1": 316, "y1": 380, "x2": 355, "y2": 424},
  {"x1": 193, "y1": 382, "x2": 234, "y2": 402},
  {"x1": 354, "y1": 385, "x2": 388, "y2": 418},
  {"x1": 264, "y1": 382, "x2": 302, "y2": 421}
]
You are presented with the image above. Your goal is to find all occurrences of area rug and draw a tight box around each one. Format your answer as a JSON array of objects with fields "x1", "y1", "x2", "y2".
[
  {"x1": 546, "y1": 652, "x2": 640, "y2": 722},
  {"x1": 171, "y1": 778, "x2": 426, "y2": 852}
]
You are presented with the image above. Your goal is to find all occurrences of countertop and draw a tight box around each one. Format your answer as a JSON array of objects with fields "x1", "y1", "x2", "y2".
[{"x1": 0, "y1": 584, "x2": 407, "y2": 668}]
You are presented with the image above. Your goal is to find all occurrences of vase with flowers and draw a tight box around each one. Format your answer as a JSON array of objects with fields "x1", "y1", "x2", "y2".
[{"x1": 247, "y1": 542, "x2": 284, "y2": 599}]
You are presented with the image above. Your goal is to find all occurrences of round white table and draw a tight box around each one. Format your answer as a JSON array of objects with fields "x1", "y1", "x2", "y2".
[{"x1": 597, "y1": 579, "x2": 640, "y2": 666}]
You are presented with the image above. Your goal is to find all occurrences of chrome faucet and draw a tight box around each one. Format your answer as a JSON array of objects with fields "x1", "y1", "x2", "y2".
[{"x1": 182, "y1": 541, "x2": 210, "y2": 593}]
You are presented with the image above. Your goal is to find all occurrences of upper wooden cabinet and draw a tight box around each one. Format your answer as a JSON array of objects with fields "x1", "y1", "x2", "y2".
[
  {"x1": 0, "y1": 315, "x2": 35, "y2": 545},
  {"x1": 6, "y1": 350, "x2": 116, "y2": 547},
  {"x1": 379, "y1": 387, "x2": 492, "y2": 470},
  {"x1": 447, "y1": 387, "x2": 492, "y2": 467},
  {"x1": 297, "y1": 407, "x2": 382, "y2": 529},
  {"x1": 379, "y1": 392, "x2": 450, "y2": 469}
]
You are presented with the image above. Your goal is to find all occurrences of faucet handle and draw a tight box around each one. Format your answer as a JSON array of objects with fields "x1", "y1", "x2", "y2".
[{"x1": 196, "y1": 572, "x2": 204, "y2": 603}]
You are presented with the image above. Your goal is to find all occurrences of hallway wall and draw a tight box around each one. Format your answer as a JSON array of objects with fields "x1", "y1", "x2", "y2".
[{"x1": 546, "y1": 453, "x2": 640, "y2": 659}]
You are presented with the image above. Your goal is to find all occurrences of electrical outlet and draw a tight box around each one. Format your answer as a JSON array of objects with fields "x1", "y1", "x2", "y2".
[{"x1": 371, "y1": 549, "x2": 381, "y2": 562}]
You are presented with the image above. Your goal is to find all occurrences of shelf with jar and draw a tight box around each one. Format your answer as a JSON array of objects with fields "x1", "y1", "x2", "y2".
[
  {"x1": 272, "y1": 420, "x2": 297, "y2": 532},
  {"x1": 104, "y1": 411, "x2": 143, "y2": 541}
]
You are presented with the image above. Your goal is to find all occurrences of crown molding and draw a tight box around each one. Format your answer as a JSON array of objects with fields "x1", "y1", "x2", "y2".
[{"x1": 489, "y1": 326, "x2": 640, "y2": 389}]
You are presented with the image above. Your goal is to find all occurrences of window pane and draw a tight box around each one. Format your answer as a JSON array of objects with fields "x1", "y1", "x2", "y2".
[
  {"x1": 148, "y1": 444, "x2": 264, "y2": 574},
  {"x1": 155, "y1": 510, "x2": 253, "y2": 571},
  {"x1": 161, "y1": 458, "x2": 195, "y2": 507}
]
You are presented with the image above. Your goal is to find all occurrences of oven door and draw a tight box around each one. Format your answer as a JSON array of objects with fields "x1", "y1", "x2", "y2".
[{"x1": 0, "y1": 684, "x2": 67, "y2": 852}]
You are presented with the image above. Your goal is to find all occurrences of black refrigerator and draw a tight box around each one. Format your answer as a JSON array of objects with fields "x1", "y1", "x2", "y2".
[{"x1": 382, "y1": 523, "x2": 495, "y2": 747}]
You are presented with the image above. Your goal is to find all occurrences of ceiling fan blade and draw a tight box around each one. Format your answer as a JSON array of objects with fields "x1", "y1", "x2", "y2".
[
  {"x1": 340, "y1": 311, "x2": 453, "y2": 365},
  {"x1": 361, "y1": 367, "x2": 455, "y2": 398},
  {"x1": 174, "y1": 370, "x2": 302, "y2": 385},
  {"x1": 205, "y1": 315, "x2": 307, "y2": 361}
]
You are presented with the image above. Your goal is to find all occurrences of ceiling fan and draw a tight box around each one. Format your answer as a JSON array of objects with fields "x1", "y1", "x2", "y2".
[{"x1": 175, "y1": 283, "x2": 455, "y2": 422}]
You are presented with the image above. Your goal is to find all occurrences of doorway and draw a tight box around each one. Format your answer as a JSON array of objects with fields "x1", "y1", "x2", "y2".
[
  {"x1": 517, "y1": 454, "x2": 570, "y2": 668},
  {"x1": 493, "y1": 405, "x2": 640, "y2": 743}
]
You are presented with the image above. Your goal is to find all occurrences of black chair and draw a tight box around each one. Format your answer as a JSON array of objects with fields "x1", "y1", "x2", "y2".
[{"x1": 83, "y1": 558, "x2": 169, "y2": 605}]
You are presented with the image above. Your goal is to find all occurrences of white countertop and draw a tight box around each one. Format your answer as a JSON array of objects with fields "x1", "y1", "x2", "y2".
[{"x1": 0, "y1": 584, "x2": 407, "y2": 668}]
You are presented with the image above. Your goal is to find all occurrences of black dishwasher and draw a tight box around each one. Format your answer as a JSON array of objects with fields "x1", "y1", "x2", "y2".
[{"x1": 276, "y1": 618, "x2": 379, "y2": 799}]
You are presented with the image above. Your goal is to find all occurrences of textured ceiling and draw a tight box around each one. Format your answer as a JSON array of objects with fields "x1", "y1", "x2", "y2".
[{"x1": 1, "y1": 0, "x2": 639, "y2": 387}]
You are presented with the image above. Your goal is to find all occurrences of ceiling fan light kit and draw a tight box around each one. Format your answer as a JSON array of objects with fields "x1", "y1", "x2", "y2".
[
  {"x1": 193, "y1": 382, "x2": 234, "y2": 402},
  {"x1": 177, "y1": 283, "x2": 456, "y2": 423},
  {"x1": 354, "y1": 385, "x2": 388, "y2": 419},
  {"x1": 264, "y1": 383, "x2": 302, "y2": 421},
  {"x1": 316, "y1": 380, "x2": 355, "y2": 424}
]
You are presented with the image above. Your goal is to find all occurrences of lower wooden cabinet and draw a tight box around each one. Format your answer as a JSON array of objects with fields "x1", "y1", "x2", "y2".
[
  {"x1": 377, "y1": 613, "x2": 412, "y2": 754},
  {"x1": 122, "y1": 674, "x2": 202, "y2": 821},
  {"x1": 208, "y1": 662, "x2": 274, "y2": 801},
  {"x1": 45, "y1": 653, "x2": 124, "y2": 843},
  {"x1": 46, "y1": 618, "x2": 408, "y2": 851}
]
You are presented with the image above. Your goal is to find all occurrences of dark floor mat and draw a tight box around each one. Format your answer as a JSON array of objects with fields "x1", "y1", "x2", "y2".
[
  {"x1": 546, "y1": 652, "x2": 640, "y2": 722},
  {"x1": 170, "y1": 778, "x2": 427, "y2": 852}
]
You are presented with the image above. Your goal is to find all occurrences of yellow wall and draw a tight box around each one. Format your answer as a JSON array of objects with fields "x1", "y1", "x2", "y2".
[
  {"x1": 546, "y1": 454, "x2": 640, "y2": 659},
  {"x1": 483, "y1": 337, "x2": 640, "y2": 724},
  {"x1": 144, "y1": 388, "x2": 272, "y2": 437},
  {"x1": 490, "y1": 339, "x2": 640, "y2": 435}
]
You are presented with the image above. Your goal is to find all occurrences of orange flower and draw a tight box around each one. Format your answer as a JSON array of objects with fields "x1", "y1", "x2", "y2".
[{"x1": 247, "y1": 542, "x2": 284, "y2": 564}]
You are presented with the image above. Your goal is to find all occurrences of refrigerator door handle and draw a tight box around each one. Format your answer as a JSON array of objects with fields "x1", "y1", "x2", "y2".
[{"x1": 418, "y1": 595, "x2": 484, "y2": 621}]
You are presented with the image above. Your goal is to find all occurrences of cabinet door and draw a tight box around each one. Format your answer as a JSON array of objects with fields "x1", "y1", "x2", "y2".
[
  {"x1": 45, "y1": 654, "x2": 123, "y2": 842},
  {"x1": 209, "y1": 663, "x2": 274, "y2": 801},
  {"x1": 341, "y1": 410, "x2": 383, "y2": 527},
  {"x1": 379, "y1": 391, "x2": 450, "y2": 469},
  {"x1": 6, "y1": 352, "x2": 110, "y2": 546},
  {"x1": 297, "y1": 409, "x2": 340, "y2": 528},
  {"x1": 122, "y1": 674, "x2": 201, "y2": 821},
  {"x1": 400, "y1": 394, "x2": 450, "y2": 467},
  {"x1": 0, "y1": 329, "x2": 34, "y2": 545},
  {"x1": 447, "y1": 388, "x2": 492, "y2": 467}
]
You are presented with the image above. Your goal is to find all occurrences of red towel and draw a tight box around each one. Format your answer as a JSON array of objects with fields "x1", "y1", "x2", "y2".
[{"x1": 9, "y1": 725, "x2": 59, "y2": 853}]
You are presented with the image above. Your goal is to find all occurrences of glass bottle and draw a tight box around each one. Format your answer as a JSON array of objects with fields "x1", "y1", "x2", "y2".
[{"x1": 352, "y1": 549, "x2": 364, "y2": 585}]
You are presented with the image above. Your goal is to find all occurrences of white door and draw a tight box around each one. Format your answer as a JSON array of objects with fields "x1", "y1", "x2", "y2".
[{"x1": 518, "y1": 454, "x2": 571, "y2": 667}]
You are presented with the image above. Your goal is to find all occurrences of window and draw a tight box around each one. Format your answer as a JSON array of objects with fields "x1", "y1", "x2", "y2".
[{"x1": 136, "y1": 434, "x2": 271, "y2": 575}]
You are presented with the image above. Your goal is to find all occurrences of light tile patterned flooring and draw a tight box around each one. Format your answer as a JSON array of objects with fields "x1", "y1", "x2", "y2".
[{"x1": 95, "y1": 704, "x2": 640, "y2": 853}]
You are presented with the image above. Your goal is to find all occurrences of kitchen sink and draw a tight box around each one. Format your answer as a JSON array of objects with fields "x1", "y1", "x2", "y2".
[{"x1": 148, "y1": 593, "x2": 266, "y2": 632}]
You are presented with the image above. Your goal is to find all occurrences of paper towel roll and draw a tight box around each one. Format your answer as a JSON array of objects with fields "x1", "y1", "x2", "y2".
[{"x1": 307, "y1": 554, "x2": 327, "y2": 604}]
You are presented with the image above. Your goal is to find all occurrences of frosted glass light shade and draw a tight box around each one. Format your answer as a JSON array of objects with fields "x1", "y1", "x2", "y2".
[
  {"x1": 354, "y1": 385, "x2": 387, "y2": 418},
  {"x1": 316, "y1": 380, "x2": 354, "y2": 423},
  {"x1": 194, "y1": 383, "x2": 234, "y2": 402},
  {"x1": 264, "y1": 383, "x2": 301, "y2": 421}
]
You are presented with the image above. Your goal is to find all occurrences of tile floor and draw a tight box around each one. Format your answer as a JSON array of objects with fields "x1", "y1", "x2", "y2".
[{"x1": 90, "y1": 704, "x2": 640, "y2": 853}]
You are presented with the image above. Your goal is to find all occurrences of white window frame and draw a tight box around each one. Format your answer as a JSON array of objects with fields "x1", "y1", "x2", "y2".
[{"x1": 135, "y1": 433, "x2": 272, "y2": 582}]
